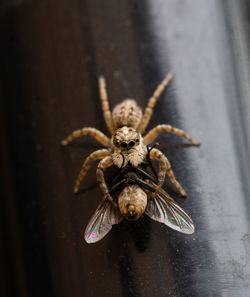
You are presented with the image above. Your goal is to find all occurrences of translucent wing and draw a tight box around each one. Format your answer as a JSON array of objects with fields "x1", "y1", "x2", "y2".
[
  {"x1": 84, "y1": 198, "x2": 123, "y2": 243},
  {"x1": 145, "y1": 188, "x2": 194, "y2": 234}
]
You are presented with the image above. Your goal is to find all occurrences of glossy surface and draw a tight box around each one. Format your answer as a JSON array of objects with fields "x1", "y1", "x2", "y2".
[{"x1": 1, "y1": 0, "x2": 250, "y2": 296}]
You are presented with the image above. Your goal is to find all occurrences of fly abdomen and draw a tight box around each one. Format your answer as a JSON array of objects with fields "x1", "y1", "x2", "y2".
[{"x1": 118, "y1": 185, "x2": 147, "y2": 220}]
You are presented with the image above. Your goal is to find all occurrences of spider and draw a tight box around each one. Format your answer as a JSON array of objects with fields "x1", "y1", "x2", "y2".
[{"x1": 61, "y1": 73, "x2": 200, "y2": 204}]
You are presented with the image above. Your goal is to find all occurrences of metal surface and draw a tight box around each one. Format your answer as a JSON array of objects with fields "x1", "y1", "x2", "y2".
[{"x1": 1, "y1": 0, "x2": 250, "y2": 296}]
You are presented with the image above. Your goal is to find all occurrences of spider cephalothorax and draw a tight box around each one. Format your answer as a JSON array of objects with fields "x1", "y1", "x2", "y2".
[
  {"x1": 112, "y1": 126, "x2": 146, "y2": 167},
  {"x1": 113, "y1": 126, "x2": 140, "y2": 149},
  {"x1": 61, "y1": 73, "x2": 199, "y2": 199}
]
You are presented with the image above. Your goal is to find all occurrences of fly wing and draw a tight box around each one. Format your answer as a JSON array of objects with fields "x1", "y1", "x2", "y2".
[
  {"x1": 145, "y1": 188, "x2": 194, "y2": 234},
  {"x1": 84, "y1": 198, "x2": 123, "y2": 243}
]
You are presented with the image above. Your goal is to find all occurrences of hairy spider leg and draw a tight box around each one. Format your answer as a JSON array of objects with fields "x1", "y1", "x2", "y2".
[
  {"x1": 137, "y1": 72, "x2": 173, "y2": 133},
  {"x1": 74, "y1": 149, "x2": 110, "y2": 193},
  {"x1": 149, "y1": 148, "x2": 186, "y2": 197},
  {"x1": 143, "y1": 124, "x2": 200, "y2": 146},
  {"x1": 99, "y1": 76, "x2": 115, "y2": 134},
  {"x1": 61, "y1": 127, "x2": 110, "y2": 147},
  {"x1": 96, "y1": 156, "x2": 116, "y2": 205}
]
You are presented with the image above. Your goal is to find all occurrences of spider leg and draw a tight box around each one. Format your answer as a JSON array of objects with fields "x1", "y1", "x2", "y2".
[
  {"x1": 61, "y1": 127, "x2": 111, "y2": 147},
  {"x1": 137, "y1": 72, "x2": 173, "y2": 133},
  {"x1": 99, "y1": 76, "x2": 115, "y2": 134},
  {"x1": 143, "y1": 124, "x2": 200, "y2": 146},
  {"x1": 96, "y1": 156, "x2": 115, "y2": 204},
  {"x1": 149, "y1": 148, "x2": 186, "y2": 197},
  {"x1": 74, "y1": 149, "x2": 110, "y2": 193}
]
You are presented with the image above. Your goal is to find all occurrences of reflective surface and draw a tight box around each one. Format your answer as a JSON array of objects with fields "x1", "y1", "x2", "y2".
[{"x1": 1, "y1": 0, "x2": 250, "y2": 296}]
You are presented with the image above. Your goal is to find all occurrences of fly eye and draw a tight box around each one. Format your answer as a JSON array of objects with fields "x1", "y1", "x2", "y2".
[
  {"x1": 121, "y1": 142, "x2": 127, "y2": 148},
  {"x1": 115, "y1": 141, "x2": 120, "y2": 147},
  {"x1": 135, "y1": 138, "x2": 139, "y2": 144},
  {"x1": 129, "y1": 141, "x2": 135, "y2": 147}
]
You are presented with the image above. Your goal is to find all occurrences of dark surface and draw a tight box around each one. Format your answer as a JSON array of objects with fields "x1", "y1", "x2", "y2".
[{"x1": 1, "y1": 1, "x2": 250, "y2": 297}]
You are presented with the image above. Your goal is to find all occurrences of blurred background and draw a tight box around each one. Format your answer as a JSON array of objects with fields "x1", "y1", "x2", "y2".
[{"x1": 1, "y1": 0, "x2": 250, "y2": 296}]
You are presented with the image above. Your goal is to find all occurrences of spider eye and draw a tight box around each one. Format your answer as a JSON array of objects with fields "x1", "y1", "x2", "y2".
[
  {"x1": 115, "y1": 141, "x2": 120, "y2": 147},
  {"x1": 135, "y1": 138, "x2": 139, "y2": 144},
  {"x1": 121, "y1": 142, "x2": 128, "y2": 148},
  {"x1": 129, "y1": 141, "x2": 135, "y2": 147}
]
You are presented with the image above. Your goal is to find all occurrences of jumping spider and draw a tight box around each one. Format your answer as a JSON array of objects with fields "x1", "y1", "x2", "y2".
[{"x1": 61, "y1": 73, "x2": 199, "y2": 204}]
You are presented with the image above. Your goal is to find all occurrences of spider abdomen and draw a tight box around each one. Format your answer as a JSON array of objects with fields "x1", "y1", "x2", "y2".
[{"x1": 112, "y1": 99, "x2": 142, "y2": 129}]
